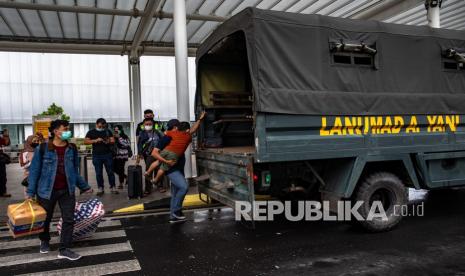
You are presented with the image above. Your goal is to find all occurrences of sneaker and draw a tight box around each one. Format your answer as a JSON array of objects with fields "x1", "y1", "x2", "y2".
[
  {"x1": 173, "y1": 211, "x2": 186, "y2": 220},
  {"x1": 110, "y1": 187, "x2": 119, "y2": 194},
  {"x1": 96, "y1": 188, "x2": 104, "y2": 196},
  {"x1": 39, "y1": 241, "x2": 49, "y2": 254},
  {"x1": 57, "y1": 248, "x2": 82, "y2": 261},
  {"x1": 117, "y1": 184, "x2": 123, "y2": 189},
  {"x1": 169, "y1": 217, "x2": 186, "y2": 223}
]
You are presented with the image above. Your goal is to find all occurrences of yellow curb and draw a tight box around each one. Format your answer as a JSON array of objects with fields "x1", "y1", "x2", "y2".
[{"x1": 112, "y1": 194, "x2": 274, "y2": 213}]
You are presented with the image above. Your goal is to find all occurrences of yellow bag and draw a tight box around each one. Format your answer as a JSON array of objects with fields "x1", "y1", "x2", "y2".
[{"x1": 7, "y1": 200, "x2": 47, "y2": 238}]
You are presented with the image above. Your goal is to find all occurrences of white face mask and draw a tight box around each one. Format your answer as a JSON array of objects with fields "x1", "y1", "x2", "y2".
[{"x1": 144, "y1": 125, "x2": 153, "y2": 131}]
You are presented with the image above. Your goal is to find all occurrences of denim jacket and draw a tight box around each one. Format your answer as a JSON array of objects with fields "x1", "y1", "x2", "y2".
[{"x1": 27, "y1": 142, "x2": 90, "y2": 199}]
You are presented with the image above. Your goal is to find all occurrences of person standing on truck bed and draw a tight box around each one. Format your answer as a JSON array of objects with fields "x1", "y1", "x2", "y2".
[
  {"x1": 136, "y1": 118, "x2": 164, "y2": 195},
  {"x1": 151, "y1": 119, "x2": 188, "y2": 223}
]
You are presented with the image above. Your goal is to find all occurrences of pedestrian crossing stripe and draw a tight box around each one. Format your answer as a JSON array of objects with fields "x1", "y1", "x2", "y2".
[
  {"x1": 16, "y1": 260, "x2": 141, "y2": 276},
  {"x1": 0, "y1": 242, "x2": 133, "y2": 267},
  {"x1": 0, "y1": 230, "x2": 126, "y2": 250},
  {"x1": 0, "y1": 219, "x2": 122, "y2": 238},
  {"x1": 0, "y1": 218, "x2": 142, "y2": 275}
]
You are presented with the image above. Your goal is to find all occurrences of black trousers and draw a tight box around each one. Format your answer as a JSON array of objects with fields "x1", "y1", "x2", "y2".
[
  {"x1": 38, "y1": 189, "x2": 75, "y2": 251},
  {"x1": 113, "y1": 158, "x2": 127, "y2": 184},
  {"x1": 0, "y1": 161, "x2": 6, "y2": 195}
]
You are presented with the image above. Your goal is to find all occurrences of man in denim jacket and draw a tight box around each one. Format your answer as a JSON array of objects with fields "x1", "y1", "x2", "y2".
[{"x1": 27, "y1": 120, "x2": 92, "y2": 261}]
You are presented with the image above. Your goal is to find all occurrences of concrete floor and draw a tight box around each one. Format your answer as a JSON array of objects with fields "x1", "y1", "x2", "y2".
[{"x1": 0, "y1": 160, "x2": 194, "y2": 222}]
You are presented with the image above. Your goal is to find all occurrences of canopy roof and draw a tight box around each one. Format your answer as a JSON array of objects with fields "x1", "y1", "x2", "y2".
[{"x1": 1, "y1": 0, "x2": 465, "y2": 56}]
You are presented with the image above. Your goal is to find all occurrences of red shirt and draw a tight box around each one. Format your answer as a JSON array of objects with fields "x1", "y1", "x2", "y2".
[
  {"x1": 164, "y1": 130, "x2": 192, "y2": 156},
  {"x1": 53, "y1": 145, "x2": 68, "y2": 190}
]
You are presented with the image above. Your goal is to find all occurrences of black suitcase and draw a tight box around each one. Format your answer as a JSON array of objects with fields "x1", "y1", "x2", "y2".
[{"x1": 127, "y1": 165, "x2": 143, "y2": 199}]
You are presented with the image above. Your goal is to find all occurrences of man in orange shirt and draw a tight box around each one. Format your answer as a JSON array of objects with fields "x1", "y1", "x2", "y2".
[{"x1": 145, "y1": 111, "x2": 206, "y2": 185}]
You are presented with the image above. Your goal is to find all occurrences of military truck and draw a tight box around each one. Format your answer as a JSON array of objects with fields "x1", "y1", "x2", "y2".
[{"x1": 193, "y1": 8, "x2": 465, "y2": 232}]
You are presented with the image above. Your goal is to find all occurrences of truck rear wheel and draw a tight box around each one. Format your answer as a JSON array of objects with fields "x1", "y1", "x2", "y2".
[{"x1": 353, "y1": 172, "x2": 408, "y2": 232}]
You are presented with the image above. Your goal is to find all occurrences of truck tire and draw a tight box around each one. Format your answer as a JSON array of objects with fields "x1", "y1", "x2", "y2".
[{"x1": 353, "y1": 172, "x2": 408, "y2": 232}]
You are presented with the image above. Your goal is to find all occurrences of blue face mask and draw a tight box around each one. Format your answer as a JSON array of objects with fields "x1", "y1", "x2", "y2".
[{"x1": 60, "y1": 131, "x2": 72, "y2": 141}]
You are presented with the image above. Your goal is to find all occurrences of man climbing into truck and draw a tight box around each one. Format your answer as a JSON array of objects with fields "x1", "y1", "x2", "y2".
[{"x1": 145, "y1": 111, "x2": 206, "y2": 185}]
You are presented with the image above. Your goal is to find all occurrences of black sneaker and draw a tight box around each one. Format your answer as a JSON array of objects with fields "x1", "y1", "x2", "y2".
[
  {"x1": 173, "y1": 211, "x2": 186, "y2": 220},
  {"x1": 57, "y1": 248, "x2": 82, "y2": 261},
  {"x1": 169, "y1": 217, "x2": 186, "y2": 223},
  {"x1": 39, "y1": 241, "x2": 49, "y2": 254}
]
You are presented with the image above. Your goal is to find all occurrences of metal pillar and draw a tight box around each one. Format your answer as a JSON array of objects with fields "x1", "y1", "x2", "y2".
[
  {"x1": 128, "y1": 56, "x2": 142, "y2": 154},
  {"x1": 174, "y1": 0, "x2": 192, "y2": 178},
  {"x1": 425, "y1": 0, "x2": 442, "y2": 28}
]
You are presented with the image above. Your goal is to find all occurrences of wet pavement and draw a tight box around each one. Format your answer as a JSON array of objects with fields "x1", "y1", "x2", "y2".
[
  {"x1": 1, "y1": 188, "x2": 465, "y2": 275},
  {"x1": 122, "y1": 188, "x2": 465, "y2": 276}
]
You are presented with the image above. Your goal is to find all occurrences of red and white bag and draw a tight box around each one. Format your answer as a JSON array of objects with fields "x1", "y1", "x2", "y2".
[{"x1": 57, "y1": 198, "x2": 105, "y2": 240}]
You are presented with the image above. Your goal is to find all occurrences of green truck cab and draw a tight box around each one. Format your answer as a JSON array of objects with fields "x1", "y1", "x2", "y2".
[{"x1": 194, "y1": 8, "x2": 465, "y2": 231}]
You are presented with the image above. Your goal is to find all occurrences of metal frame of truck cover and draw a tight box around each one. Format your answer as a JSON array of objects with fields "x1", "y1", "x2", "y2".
[{"x1": 195, "y1": 8, "x2": 465, "y2": 212}]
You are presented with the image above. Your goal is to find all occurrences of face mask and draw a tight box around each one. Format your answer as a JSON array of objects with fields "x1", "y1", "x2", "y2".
[
  {"x1": 60, "y1": 131, "x2": 72, "y2": 141},
  {"x1": 31, "y1": 143, "x2": 39, "y2": 148},
  {"x1": 144, "y1": 125, "x2": 153, "y2": 131},
  {"x1": 96, "y1": 128, "x2": 105, "y2": 132}
]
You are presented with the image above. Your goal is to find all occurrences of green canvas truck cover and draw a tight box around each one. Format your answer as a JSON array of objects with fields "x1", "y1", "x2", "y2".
[{"x1": 196, "y1": 7, "x2": 465, "y2": 116}]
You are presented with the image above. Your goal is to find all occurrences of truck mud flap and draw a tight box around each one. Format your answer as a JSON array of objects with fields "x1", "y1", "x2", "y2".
[{"x1": 196, "y1": 151, "x2": 255, "y2": 227}]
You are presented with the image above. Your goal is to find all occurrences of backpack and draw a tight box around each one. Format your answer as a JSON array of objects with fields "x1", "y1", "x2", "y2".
[{"x1": 141, "y1": 130, "x2": 162, "y2": 157}]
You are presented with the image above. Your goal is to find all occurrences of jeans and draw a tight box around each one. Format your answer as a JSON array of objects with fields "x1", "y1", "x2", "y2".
[
  {"x1": 92, "y1": 153, "x2": 116, "y2": 189},
  {"x1": 38, "y1": 189, "x2": 75, "y2": 250},
  {"x1": 0, "y1": 161, "x2": 6, "y2": 194},
  {"x1": 167, "y1": 170, "x2": 188, "y2": 218}
]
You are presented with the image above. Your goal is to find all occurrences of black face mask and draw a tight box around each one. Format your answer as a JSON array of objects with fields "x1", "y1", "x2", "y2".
[{"x1": 31, "y1": 143, "x2": 39, "y2": 148}]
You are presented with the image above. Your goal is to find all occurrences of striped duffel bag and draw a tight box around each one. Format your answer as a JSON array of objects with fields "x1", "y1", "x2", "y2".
[{"x1": 57, "y1": 198, "x2": 105, "y2": 240}]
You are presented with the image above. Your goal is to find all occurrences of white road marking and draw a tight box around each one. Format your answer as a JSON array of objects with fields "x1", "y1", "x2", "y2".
[
  {"x1": 0, "y1": 219, "x2": 122, "y2": 238},
  {"x1": 0, "y1": 230, "x2": 126, "y2": 250},
  {"x1": 0, "y1": 241, "x2": 133, "y2": 267},
  {"x1": 16, "y1": 259, "x2": 142, "y2": 276}
]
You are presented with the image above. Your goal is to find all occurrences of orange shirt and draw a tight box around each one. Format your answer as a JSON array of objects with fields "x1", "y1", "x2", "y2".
[{"x1": 164, "y1": 130, "x2": 192, "y2": 156}]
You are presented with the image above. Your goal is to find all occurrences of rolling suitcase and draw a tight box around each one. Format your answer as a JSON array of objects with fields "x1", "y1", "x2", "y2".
[{"x1": 127, "y1": 165, "x2": 143, "y2": 199}]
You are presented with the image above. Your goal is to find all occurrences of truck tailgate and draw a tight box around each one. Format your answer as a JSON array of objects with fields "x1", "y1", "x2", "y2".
[{"x1": 196, "y1": 148, "x2": 255, "y2": 211}]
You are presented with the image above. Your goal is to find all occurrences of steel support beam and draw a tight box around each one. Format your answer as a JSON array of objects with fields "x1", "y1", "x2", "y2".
[
  {"x1": 0, "y1": 41, "x2": 197, "y2": 56},
  {"x1": 131, "y1": 0, "x2": 161, "y2": 58},
  {"x1": 174, "y1": 0, "x2": 192, "y2": 178},
  {"x1": 351, "y1": 0, "x2": 423, "y2": 21},
  {"x1": 0, "y1": 1, "x2": 227, "y2": 22},
  {"x1": 128, "y1": 56, "x2": 142, "y2": 153},
  {"x1": 425, "y1": 0, "x2": 441, "y2": 28}
]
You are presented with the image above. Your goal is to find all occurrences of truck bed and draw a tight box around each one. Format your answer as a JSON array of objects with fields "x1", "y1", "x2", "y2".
[{"x1": 199, "y1": 146, "x2": 255, "y2": 155}]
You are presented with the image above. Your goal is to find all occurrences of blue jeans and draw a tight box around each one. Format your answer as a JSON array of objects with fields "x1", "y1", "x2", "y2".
[
  {"x1": 167, "y1": 170, "x2": 188, "y2": 218},
  {"x1": 92, "y1": 153, "x2": 116, "y2": 189}
]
